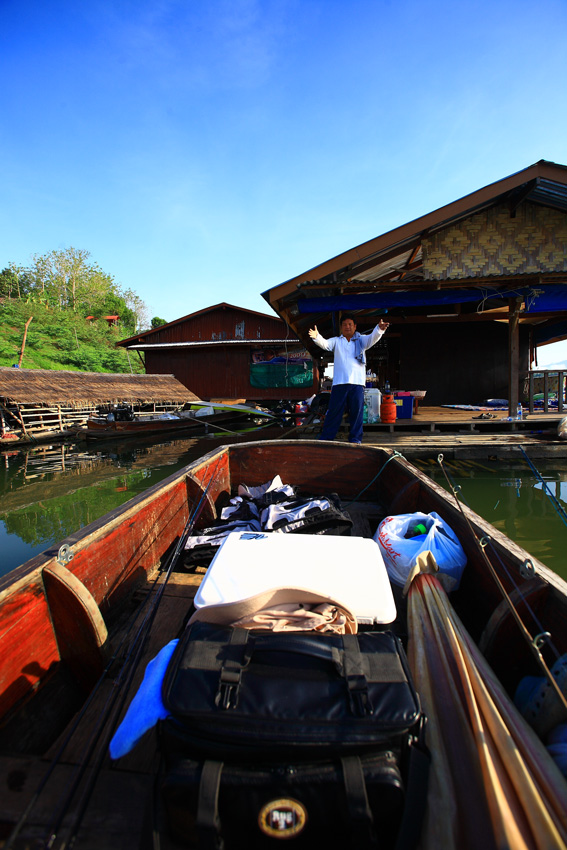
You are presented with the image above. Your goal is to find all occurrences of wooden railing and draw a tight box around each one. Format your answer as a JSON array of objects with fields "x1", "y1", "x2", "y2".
[{"x1": 528, "y1": 369, "x2": 566, "y2": 414}]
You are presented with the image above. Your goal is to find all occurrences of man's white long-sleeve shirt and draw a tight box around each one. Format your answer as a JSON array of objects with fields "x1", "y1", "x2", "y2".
[{"x1": 311, "y1": 325, "x2": 385, "y2": 386}]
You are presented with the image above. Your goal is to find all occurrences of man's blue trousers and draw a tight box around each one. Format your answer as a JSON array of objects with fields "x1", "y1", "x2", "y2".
[{"x1": 319, "y1": 383, "x2": 364, "y2": 443}]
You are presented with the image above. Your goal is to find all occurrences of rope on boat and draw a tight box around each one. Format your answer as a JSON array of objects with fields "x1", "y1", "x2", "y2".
[
  {"x1": 435, "y1": 453, "x2": 567, "y2": 719},
  {"x1": 343, "y1": 450, "x2": 405, "y2": 506},
  {"x1": 7, "y1": 460, "x2": 223, "y2": 850}
]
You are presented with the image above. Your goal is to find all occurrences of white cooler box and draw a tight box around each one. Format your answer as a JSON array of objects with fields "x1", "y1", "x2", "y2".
[{"x1": 193, "y1": 531, "x2": 396, "y2": 625}]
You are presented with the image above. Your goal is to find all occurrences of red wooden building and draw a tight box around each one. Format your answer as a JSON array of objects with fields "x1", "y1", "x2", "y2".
[{"x1": 116, "y1": 303, "x2": 318, "y2": 402}]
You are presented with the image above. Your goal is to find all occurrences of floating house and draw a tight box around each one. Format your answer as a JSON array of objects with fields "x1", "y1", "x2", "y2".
[
  {"x1": 0, "y1": 368, "x2": 198, "y2": 442},
  {"x1": 262, "y1": 160, "x2": 567, "y2": 409},
  {"x1": 117, "y1": 303, "x2": 317, "y2": 402}
]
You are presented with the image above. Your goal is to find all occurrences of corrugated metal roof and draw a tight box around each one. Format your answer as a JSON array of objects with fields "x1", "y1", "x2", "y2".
[
  {"x1": 0, "y1": 368, "x2": 200, "y2": 405},
  {"x1": 528, "y1": 178, "x2": 567, "y2": 212}
]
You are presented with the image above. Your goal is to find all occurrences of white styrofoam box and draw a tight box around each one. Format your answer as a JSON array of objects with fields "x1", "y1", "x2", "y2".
[
  {"x1": 194, "y1": 531, "x2": 396, "y2": 625},
  {"x1": 364, "y1": 388, "x2": 382, "y2": 423}
]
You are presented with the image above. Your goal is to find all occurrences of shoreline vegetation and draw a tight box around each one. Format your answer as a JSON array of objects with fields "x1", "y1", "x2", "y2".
[
  {"x1": 0, "y1": 298, "x2": 145, "y2": 373},
  {"x1": 0, "y1": 248, "x2": 152, "y2": 373}
]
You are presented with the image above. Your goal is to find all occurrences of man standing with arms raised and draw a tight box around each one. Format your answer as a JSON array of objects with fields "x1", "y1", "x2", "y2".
[{"x1": 309, "y1": 314, "x2": 389, "y2": 444}]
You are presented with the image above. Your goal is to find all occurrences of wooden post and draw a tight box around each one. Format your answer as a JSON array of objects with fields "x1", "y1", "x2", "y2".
[
  {"x1": 529, "y1": 371, "x2": 535, "y2": 414},
  {"x1": 18, "y1": 316, "x2": 33, "y2": 368},
  {"x1": 8, "y1": 402, "x2": 29, "y2": 438},
  {"x1": 508, "y1": 298, "x2": 522, "y2": 416}
]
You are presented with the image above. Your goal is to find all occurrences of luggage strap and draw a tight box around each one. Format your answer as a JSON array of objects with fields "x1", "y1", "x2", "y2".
[
  {"x1": 394, "y1": 717, "x2": 430, "y2": 850},
  {"x1": 341, "y1": 756, "x2": 378, "y2": 848},
  {"x1": 215, "y1": 629, "x2": 250, "y2": 709},
  {"x1": 183, "y1": 630, "x2": 409, "y2": 715},
  {"x1": 196, "y1": 760, "x2": 224, "y2": 850},
  {"x1": 342, "y1": 634, "x2": 373, "y2": 716},
  {"x1": 341, "y1": 720, "x2": 431, "y2": 850}
]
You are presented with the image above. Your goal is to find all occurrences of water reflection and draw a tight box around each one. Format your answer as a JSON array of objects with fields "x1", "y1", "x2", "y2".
[
  {"x1": 2, "y1": 441, "x2": 567, "y2": 583},
  {"x1": 0, "y1": 421, "x2": 284, "y2": 578},
  {"x1": 415, "y1": 457, "x2": 567, "y2": 581}
]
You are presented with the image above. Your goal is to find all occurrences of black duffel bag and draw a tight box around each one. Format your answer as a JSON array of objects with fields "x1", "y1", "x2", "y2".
[
  {"x1": 157, "y1": 751, "x2": 421, "y2": 850},
  {"x1": 161, "y1": 622, "x2": 421, "y2": 759},
  {"x1": 156, "y1": 622, "x2": 428, "y2": 849}
]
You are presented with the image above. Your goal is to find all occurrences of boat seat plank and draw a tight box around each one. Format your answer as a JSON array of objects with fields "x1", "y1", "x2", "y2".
[
  {"x1": 160, "y1": 571, "x2": 204, "y2": 594},
  {"x1": 47, "y1": 574, "x2": 203, "y2": 775},
  {"x1": 43, "y1": 563, "x2": 109, "y2": 693}
]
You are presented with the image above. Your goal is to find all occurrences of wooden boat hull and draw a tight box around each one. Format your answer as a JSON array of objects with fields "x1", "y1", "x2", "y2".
[
  {"x1": 77, "y1": 407, "x2": 273, "y2": 440},
  {"x1": 2, "y1": 439, "x2": 565, "y2": 717},
  {"x1": 78, "y1": 415, "x2": 211, "y2": 440},
  {"x1": 0, "y1": 440, "x2": 565, "y2": 847}
]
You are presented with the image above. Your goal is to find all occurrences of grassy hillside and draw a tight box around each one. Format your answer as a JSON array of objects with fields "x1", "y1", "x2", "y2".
[{"x1": 0, "y1": 298, "x2": 144, "y2": 373}]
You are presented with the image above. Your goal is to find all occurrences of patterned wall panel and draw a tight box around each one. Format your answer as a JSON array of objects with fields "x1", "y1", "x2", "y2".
[{"x1": 422, "y1": 202, "x2": 567, "y2": 279}]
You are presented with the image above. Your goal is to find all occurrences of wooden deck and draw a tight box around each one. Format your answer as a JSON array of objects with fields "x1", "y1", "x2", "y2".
[{"x1": 295, "y1": 405, "x2": 567, "y2": 458}]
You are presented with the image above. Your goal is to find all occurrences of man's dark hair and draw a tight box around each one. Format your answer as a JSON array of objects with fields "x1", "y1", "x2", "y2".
[{"x1": 340, "y1": 313, "x2": 356, "y2": 324}]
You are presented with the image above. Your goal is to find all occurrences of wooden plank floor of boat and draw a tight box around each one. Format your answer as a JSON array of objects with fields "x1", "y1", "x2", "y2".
[
  {"x1": 0, "y1": 571, "x2": 203, "y2": 850},
  {"x1": 1, "y1": 504, "x2": 383, "y2": 848}
]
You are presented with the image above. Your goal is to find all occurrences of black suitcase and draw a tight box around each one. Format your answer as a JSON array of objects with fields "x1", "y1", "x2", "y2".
[{"x1": 155, "y1": 622, "x2": 428, "y2": 849}]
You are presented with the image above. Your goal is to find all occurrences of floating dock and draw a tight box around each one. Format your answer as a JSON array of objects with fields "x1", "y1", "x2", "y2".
[
  {"x1": 295, "y1": 406, "x2": 567, "y2": 459},
  {"x1": 0, "y1": 368, "x2": 200, "y2": 445}
]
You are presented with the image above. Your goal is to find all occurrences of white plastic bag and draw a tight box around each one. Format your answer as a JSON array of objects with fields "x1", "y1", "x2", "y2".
[{"x1": 374, "y1": 511, "x2": 467, "y2": 591}]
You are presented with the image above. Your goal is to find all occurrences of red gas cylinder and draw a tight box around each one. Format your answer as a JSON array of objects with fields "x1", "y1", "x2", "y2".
[{"x1": 380, "y1": 393, "x2": 397, "y2": 424}]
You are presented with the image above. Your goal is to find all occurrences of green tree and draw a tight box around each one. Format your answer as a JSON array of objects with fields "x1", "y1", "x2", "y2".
[
  {"x1": 30, "y1": 248, "x2": 96, "y2": 311},
  {"x1": 18, "y1": 247, "x2": 149, "y2": 330},
  {"x1": 0, "y1": 266, "x2": 19, "y2": 298},
  {"x1": 122, "y1": 288, "x2": 150, "y2": 332},
  {"x1": 151, "y1": 316, "x2": 167, "y2": 328},
  {"x1": 0, "y1": 263, "x2": 32, "y2": 299}
]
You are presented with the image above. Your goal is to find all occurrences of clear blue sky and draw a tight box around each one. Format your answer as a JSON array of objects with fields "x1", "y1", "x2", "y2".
[{"x1": 2, "y1": 0, "x2": 567, "y2": 360}]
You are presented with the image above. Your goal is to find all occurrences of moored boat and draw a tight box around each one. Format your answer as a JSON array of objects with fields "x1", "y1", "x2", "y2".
[
  {"x1": 75, "y1": 401, "x2": 276, "y2": 440},
  {"x1": 0, "y1": 440, "x2": 566, "y2": 849}
]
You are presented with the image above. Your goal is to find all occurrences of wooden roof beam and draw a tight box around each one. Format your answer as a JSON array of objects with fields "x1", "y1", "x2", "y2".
[
  {"x1": 376, "y1": 310, "x2": 567, "y2": 324},
  {"x1": 509, "y1": 178, "x2": 539, "y2": 217}
]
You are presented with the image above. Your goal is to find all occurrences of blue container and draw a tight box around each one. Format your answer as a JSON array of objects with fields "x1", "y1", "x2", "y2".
[{"x1": 394, "y1": 394, "x2": 413, "y2": 419}]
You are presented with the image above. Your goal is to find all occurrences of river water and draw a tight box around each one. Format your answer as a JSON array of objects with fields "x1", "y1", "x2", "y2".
[{"x1": 1, "y1": 432, "x2": 567, "y2": 581}]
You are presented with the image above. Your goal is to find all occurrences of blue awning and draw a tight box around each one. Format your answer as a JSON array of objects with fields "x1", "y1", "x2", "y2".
[{"x1": 296, "y1": 284, "x2": 567, "y2": 314}]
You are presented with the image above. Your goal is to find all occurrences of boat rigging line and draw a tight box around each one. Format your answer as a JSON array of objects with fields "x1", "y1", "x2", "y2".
[
  {"x1": 517, "y1": 445, "x2": 567, "y2": 529},
  {"x1": 6, "y1": 460, "x2": 223, "y2": 850},
  {"x1": 343, "y1": 450, "x2": 406, "y2": 506},
  {"x1": 435, "y1": 453, "x2": 567, "y2": 718}
]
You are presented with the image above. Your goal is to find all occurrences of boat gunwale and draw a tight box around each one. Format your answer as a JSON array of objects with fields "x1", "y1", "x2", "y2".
[
  {"x1": 0, "y1": 460, "x2": 203, "y2": 598},
  {"x1": 3, "y1": 439, "x2": 566, "y2": 598}
]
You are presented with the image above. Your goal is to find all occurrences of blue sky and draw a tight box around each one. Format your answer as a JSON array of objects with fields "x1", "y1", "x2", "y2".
[{"x1": 2, "y1": 0, "x2": 567, "y2": 361}]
